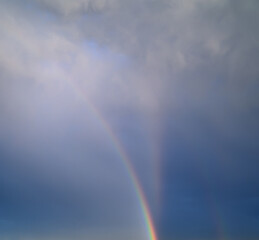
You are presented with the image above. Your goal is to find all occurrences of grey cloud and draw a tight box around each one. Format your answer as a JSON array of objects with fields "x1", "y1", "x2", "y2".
[
  {"x1": 7, "y1": 0, "x2": 259, "y2": 116},
  {"x1": 1, "y1": 0, "x2": 259, "y2": 239},
  {"x1": 34, "y1": 0, "x2": 110, "y2": 15},
  {"x1": 41, "y1": 0, "x2": 259, "y2": 116}
]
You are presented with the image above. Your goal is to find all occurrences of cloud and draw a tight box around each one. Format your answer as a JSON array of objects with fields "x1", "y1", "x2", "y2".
[
  {"x1": 35, "y1": 0, "x2": 110, "y2": 15},
  {"x1": 0, "y1": 0, "x2": 259, "y2": 239}
]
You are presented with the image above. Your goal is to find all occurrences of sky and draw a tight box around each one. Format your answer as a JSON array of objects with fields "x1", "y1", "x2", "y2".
[{"x1": 0, "y1": 0, "x2": 259, "y2": 239}]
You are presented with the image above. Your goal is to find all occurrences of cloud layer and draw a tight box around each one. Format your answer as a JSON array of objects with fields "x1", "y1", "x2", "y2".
[{"x1": 0, "y1": 0, "x2": 259, "y2": 239}]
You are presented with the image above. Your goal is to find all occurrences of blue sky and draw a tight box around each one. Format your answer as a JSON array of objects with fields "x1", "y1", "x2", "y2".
[{"x1": 0, "y1": 0, "x2": 259, "y2": 239}]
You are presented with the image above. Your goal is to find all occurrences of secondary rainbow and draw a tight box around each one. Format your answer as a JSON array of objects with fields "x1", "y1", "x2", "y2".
[{"x1": 68, "y1": 81, "x2": 158, "y2": 240}]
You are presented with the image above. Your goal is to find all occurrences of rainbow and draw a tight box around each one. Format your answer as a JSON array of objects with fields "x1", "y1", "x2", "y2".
[{"x1": 68, "y1": 81, "x2": 158, "y2": 240}]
